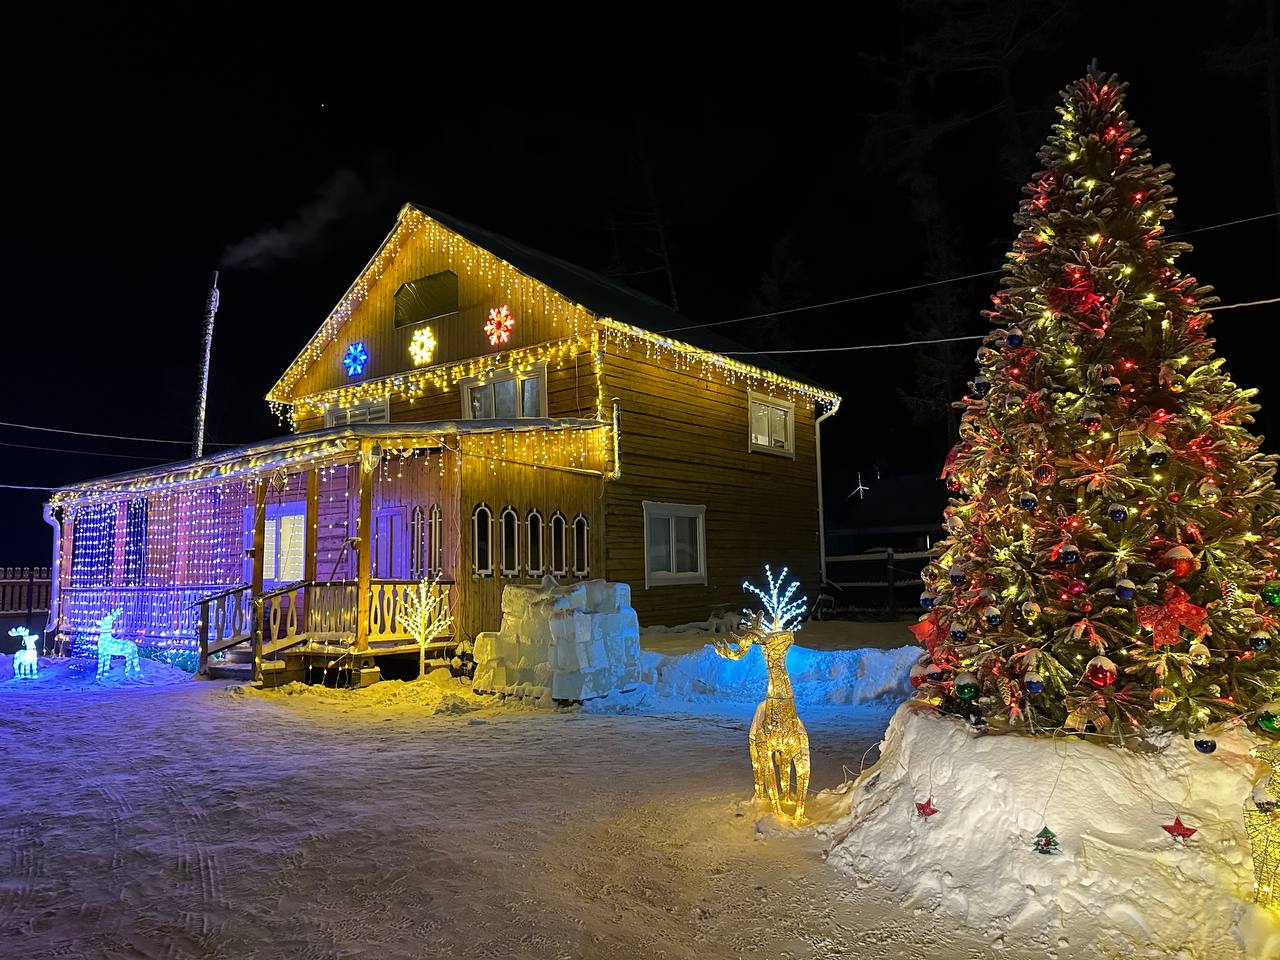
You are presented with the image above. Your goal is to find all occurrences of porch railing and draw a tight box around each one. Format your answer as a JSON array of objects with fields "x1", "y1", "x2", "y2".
[{"x1": 189, "y1": 578, "x2": 459, "y2": 678}]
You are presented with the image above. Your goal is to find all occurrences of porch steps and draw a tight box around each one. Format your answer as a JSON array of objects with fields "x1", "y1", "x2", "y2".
[{"x1": 206, "y1": 660, "x2": 253, "y2": 681}]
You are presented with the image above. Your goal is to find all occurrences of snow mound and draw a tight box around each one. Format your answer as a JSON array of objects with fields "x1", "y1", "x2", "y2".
[
  {"x1": 0, "y1": 654, "x2": 191, "y2": 691},
  {"x1": 643, "y1": 643, "x2": 920, "y2": 706},
  {"x1": 235, "y1": 668, "x2": 489, "y2": 715},
  {"x1": 822, "y1": 702, "x2": 1280, "y2": 959}
]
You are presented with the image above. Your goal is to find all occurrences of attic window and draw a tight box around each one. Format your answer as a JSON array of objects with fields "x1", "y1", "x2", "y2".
[{"x1": 395, "y1": 271, "x2": 459, "y2": 328}]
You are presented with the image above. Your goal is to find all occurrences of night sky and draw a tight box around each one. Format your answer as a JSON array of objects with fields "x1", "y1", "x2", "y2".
[{"x1": 3, "y1": 3, "x2": 1277, "y2": 562}]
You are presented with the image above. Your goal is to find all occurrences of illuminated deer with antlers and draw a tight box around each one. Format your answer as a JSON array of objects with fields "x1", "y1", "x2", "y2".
[{"x1": 713, "y1": 565, "x2": 810, "y2": 822}]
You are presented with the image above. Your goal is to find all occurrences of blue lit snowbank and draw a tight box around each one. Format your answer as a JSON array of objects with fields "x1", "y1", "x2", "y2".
[
  {"x1": 0, "y1": 655, "x2": 191, "y2": 691},
  {"x1": 643, "y1": 644, "x2": 921, "y2": 706}
]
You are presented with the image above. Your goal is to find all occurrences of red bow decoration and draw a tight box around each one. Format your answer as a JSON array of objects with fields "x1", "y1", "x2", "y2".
[
  {"x1": 1136, "y1": 585, "x2": 1207, "y2": 651},
  {"x1": 909, "y1": 611, "x2": 942, "y2": 657}
]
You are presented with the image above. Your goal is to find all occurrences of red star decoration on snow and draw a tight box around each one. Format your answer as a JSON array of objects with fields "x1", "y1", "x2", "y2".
[
  {"x1": 916, "y1": 798, "x2": 939, "y2": 818},
  {"x1": 1162, "y1": 816, "x2": 1197, "y2": 841}
]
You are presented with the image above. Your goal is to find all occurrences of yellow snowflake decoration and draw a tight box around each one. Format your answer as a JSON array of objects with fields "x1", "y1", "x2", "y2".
[{"x1": 409, "y1": 326, "x2": 437, "y2": 367}]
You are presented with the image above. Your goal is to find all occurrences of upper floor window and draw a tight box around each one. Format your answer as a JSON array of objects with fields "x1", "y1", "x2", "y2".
[
  {"x1": 325, "y1": 396, "x2": 389, "y2": 427},
  {"x1": 395, "y1": 271, "x2": 458, "y2": 328},
  {"x1": 459, "y1": 365, "x2": 546, "y2": 420},
  {"x1": 427, "y1": 504, "x2": 444, "y2": 577},
  {"x1": 410, "y1": 506, "x2": 426, "y2": 580},
  {"x1": 643, "y1": 501, "x2": 706, "y2": 588},
  {"x1": 748, "y1": 391, "x2": 794, "y2": 457}
]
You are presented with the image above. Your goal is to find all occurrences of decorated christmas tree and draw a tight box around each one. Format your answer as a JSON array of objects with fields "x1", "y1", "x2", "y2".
[{"x1": 914, "y1": 65, "x2": 1280, "y2": 739}]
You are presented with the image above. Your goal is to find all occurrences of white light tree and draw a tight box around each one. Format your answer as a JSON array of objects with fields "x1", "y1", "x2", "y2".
[{"x1": 399, "y1": 575, "x2": 455, "y2": 680}]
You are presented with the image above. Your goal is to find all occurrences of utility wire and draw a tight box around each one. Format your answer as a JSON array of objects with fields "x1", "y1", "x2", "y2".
[
  {"x1": 0, "y1": 420, "x2": 239, "y2": 447},
  {"x1": 722, "y1": 296, "x2": 1279, "y2": 355},
  {"x1": 0, "y1": 483, "x2": 58, "y2": 491},
  {"x1": 662, "y1": 210, "x2": 1280, "y2": 337},
  {"x1": 0, "y1": 440, "x2": 173, "y2": 462}
]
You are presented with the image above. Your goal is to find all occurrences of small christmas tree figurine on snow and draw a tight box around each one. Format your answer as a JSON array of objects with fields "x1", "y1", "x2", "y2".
[
  {"x1": 1033, "y1": 826, "x2": 1060, "y2": 855},
  {"x1": 915, "y1": 64, "x2": 1280, "y2": 738}
]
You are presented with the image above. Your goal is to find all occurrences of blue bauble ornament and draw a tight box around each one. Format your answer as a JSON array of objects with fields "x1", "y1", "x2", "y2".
[
  {"x1": 973, "y1": 375, "x2": 992, "y2": 398},
  {"x1": 983, "y1": 605, "x2": 1003, "y2": 627},
  {"x1": 950, "y1": 626, "x2": 967, "y2": 642},
  {"x1": 1107, "y1": 503, "x2": 1128, "y2": 523},
  {"x1": 1018, "y1": 492, "x2": 1038, "y2": 511},
  {"x1": 1006, "y1": 327, "x2": 1024, "y2": 348},
  {"x1": 1194, "y1": 738, "x2": 1217, "y2": 754},
  {"x1": 1115, "y1": 578, "x2": 1137, "y2": 602},
  {"x1": 919, "y1": 590, "x2": 937, "y2": 610},
  {"x1": 1024, "y1": 671, "x2": 1045, "y2": 695},
  {"x1": 1251, "y1": 632, "x2": 1271, "y2": 653},
  {"x1": 949, "y1": 565, "x2": 967, "y2": 585},
  {"x1": 1060, "y1": 546, "x2": 1080, "y2": 564},
  {"x1": 925, "y1": 662, "x2": 944, "y2": 682}
]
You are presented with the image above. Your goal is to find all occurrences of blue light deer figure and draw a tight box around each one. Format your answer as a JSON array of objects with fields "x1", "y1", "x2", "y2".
[{"x1": 95, "y1": 608, "x2": 141, "y2": 680}]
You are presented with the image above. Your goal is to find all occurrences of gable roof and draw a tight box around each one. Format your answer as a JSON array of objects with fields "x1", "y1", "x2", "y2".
[{"x1": 268, "y1": 203, "x2": 827, "y2": 403}]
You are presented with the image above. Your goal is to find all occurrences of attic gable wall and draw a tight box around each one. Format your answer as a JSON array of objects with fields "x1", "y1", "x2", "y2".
[{"x1": 274, "y1": 209, "x2": 597, "y2": 404}]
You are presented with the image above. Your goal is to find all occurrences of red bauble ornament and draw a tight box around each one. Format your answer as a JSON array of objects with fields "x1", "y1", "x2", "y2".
[
  {"x1": 1157, "y1": 545, "x2": 1200, "y2": 579},
  {"x1": 1085, "y1": 655, "x2": 1118, "y2": 687},
  {"x1": 1033, "y1": 463, "x2": 1057, "y2": 486},
  {"x1": 1079, "y1": 601, "x2": 1094, "y2": 613},
  {"x1": 1168, "y1": 491, "x2": 1182, "y2": 503},
  {"x1": 1068, "y1": 578, "x2": 1087, "y2": 597}
]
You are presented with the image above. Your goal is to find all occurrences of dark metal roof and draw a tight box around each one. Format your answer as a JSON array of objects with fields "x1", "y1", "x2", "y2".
[{"x1": 412, "y1": 205, "x2": 820, "y2": 386}]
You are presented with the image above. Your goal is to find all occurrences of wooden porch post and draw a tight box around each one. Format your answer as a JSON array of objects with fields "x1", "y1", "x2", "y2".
[
  {"x1": 303, "y1": 468, "x2": 319, "y2": 585},
  {"x1": 353, "y1": 441, "x2": 380, "y2": 686},
  {"x1": 250, "y1": 480, "x2": 268, "y2": 684}
]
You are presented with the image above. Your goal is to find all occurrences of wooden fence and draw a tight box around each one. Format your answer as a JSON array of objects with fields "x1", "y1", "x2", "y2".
[
  {"x1": 822, "y1": 549, "x2": 932, "y2": 617},
  {"x1": 0, "y1": 567, "x2": 52, "y2": 618}
]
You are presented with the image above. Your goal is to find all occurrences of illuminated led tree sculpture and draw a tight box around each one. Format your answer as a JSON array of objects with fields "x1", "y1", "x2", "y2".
[
  {"x1": 95, "y1": 609, "x2": 141, "y2": 681},
  {"x1": 400, "y1": 575, "x2": 455, "y2": 680},
  {"x1": 918, "y1": 66, "x2": 1280, "y2": 737},
  {"x1": 714, "y1": 565, "x2": 810, "y2": 821},
  {"x1": 1246, "y1": 744, "x2": 1280, "y2": 910},
  {"x1": 9, "y1": 627, "x2": 39, "y2": 678}
]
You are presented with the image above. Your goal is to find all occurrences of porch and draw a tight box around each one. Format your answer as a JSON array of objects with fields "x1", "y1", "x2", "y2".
[{"x1": 47, "y1": 418, "x2": 610, "y2": 684}]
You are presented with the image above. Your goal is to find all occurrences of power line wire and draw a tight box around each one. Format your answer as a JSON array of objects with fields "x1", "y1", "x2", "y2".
[
  {"x1": 0, "y1": 420, "x2": 239, "y2": 447},
  {"x1": 0, "y1": 440, "x2": 173, "y2": 462},
  {"x1": 722, "y1": 296, "x2": 1279, "y2": 355},
  {"x1": 662, "y1": 210, "x2": 1280, "y2": 337},
  {"x1": 0, "y1": 483, "x2": 58, "y2": 491}
]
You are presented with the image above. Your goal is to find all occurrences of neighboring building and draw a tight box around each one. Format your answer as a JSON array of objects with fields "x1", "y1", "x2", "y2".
[{"x1": 45, "y1": 205, "x2": 840, "y2": 684}]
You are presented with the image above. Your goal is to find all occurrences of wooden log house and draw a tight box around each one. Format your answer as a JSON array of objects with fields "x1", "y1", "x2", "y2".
[{"x1": 44, "y1": 205, "x2": 841, "y2": 685}]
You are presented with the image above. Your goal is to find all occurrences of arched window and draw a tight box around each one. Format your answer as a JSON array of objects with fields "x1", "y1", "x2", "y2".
[
  {"x1": 409, "y1": 506, "x2": 426, "y2": 580},
  {"x1": 428, "y1": 504, "x2": 443, "y2": 576},
  {"x1": 572, "y1": 514, "x2": 590, "y2": 578},
  {"x1": 550, "y1": 511, "x2": 568, "y2": 578},
  {"x1": 499, "y1": 506, "x2": 520, "y2": 577},
  {"x1": 472, "y1": 503, "x2": 493, "y2": 577},
  {"x1": 526, "y1": 510, "x2": 544, "y2": 577}
]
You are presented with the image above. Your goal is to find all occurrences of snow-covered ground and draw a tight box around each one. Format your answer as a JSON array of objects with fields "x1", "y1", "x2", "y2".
[{"x1": 0, "y1": 630, "x2": 1270, "y2": 958}]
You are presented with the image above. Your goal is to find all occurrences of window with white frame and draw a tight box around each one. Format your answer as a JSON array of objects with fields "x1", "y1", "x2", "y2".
[
  {"x1": 325, "y1": 396, "x2": 389, "y2": 427},
  {"x1": 526, "y1": 510, "x2": 544, "y2": 577},
  {"x1": 549, "y1": 511, "x2": 568, "y2": 578},
  {"x1": 427, "y1": 504, "x2": 443, "y2": 576},
  {"x1": 472, "y1": 503, "x2": 493, "y2": 577},
  {"x1": 250, "y1": 503, "x2": 306, "y2": 588},
  {"x1": 643, "y1": 501, "x2": 706, "y2": 587},
  {"x1": 499, "y1": 506, "x2": 520, "y2": 577},
  {"x1": 748, "y1": 391, "x2": 794, "y2": 456},
  {"x1": 459, "y1": 364, "x2": 546, "y2": 420},
  {"x1": 572, "y1": 514, "x2": 590, "y2": 578}
]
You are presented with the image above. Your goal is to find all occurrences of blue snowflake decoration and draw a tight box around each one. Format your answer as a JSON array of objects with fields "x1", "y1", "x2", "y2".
[{"x1": 343, "y1": 342, "x2": 369, "y2": 377}]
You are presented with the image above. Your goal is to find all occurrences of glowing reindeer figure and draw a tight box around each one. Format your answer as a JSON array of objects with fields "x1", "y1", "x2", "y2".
[
  {"x1": 8, "y1": 627, "x2": 39, "y2": 678},
  {"x1": 713, "y1": 565, "x2": 811, "y2": 822},
  {"x1": 95, "y1": 608, "x2": 141, "y2": 680}
]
